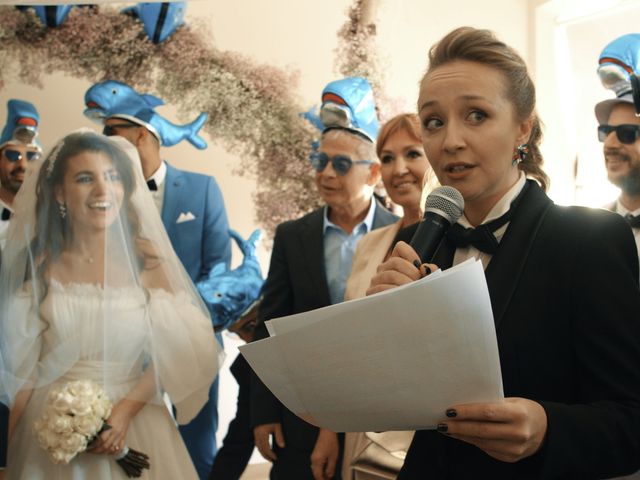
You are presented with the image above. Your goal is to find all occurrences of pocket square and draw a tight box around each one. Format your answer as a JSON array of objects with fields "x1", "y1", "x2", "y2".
[{"x1": 176, "y1": 211, "x2": 196, "y2": 224}]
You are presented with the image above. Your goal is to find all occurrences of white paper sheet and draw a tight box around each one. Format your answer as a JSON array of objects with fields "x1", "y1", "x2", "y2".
[{"x1": 240, "y1": 259, "x2": 504, "y2": 432}]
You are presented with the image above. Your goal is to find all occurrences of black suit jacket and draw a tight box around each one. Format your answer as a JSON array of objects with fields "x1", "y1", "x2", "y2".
[
  {"x1": 399, "y1": 181, "x2": 640, "y2": 479},
  {"x1": 250, "y1": 200, "x2": 398, "y2": 454}
]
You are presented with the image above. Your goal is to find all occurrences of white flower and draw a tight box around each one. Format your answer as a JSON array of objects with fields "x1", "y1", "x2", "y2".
[
  {"x1": 69, "y1": 397, "x2": 92, "y2": 416},
  {"x1": 46, "y1": 414, "x2": 74, "y2": 434},
  {"x1": 50, "y1": 391, "x2": 75, "y2": 413},
  {"x1": 73, "y1": 414, "x2": 101, "y2": 437},
  {"x1": 59, "y1": 432, "x2": 87, "y2": 454},
  {"x1": 50, "y1": 449, "x2": 76, "y2": 465},
  {"x1": 92, "y1": 397, "x2": 112, "y2": 419},
  {"x1": 36, "y1": 429, "x2": 60, "y2": 450},
  {"x1": 68, "y1": 380, "x2": 97, "y2": 399}
]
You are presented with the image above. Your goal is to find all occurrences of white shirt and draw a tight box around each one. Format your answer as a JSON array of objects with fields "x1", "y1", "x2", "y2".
[
  {"x1": 323, "y1": 199, "x2": 377, "y2": 304},
  {"x1": 146, "y1": 161, "x2": 167, "y2": 214},
  {"x1": 453, "y1": 174, "x2": 527, "y2": 270},
  {"x1": 613, "y1": 199, "x2": 640, "y2": 277},
  {"x1": 0, "y1": 197, "x2": 13, "y2": 251}
]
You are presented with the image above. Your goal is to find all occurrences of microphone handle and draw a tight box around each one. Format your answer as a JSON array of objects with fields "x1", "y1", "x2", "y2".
[{"x1": 409, "y1": 211, "x2": 451, "y2": 263}]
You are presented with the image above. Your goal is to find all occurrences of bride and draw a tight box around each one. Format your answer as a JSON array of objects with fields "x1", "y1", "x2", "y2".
[{"x1": 0, "y1": 131, "x2": 222, "y2": 479}]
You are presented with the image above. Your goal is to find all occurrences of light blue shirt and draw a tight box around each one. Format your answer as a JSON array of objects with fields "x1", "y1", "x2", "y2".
[{"x1": 323, "y1": 199, "x2": 377, "y2": 304}]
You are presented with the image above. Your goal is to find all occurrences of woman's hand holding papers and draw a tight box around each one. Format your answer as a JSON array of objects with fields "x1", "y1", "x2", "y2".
[
  {"x1": 437, "y1": 398, "x2": 548, "y2": 463},
  {"x1": 366, "y1": 241, "x2": 437, "y2": 295}
]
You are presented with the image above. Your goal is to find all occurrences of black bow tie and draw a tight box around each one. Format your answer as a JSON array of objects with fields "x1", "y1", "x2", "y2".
[
  {"x1": 447, "y1": 182, "x2": 529, "y2": 255},
  {"x1": 1, "y1": 208, "x2": 11, "y2": 221},
  {"x1": 146, "y1": 179, "x2": 158, "y2": 191},
  {"x1": 625, "y1": 214, "x2": 640, "y2": 229}
]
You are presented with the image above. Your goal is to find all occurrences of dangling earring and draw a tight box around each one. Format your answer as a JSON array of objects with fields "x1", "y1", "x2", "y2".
[
  {"x1": 512, "y1": 144, "x2": 529, "y2": 166},
  {"x1": 58, "y1": 203, "x2": 67, "y2": 219}
]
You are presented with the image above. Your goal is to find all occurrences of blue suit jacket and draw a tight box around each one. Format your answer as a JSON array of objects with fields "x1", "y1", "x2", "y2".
[
  {"x1": 161, "y1": 162, "x2": 231, "y2": 479},
  {"x1": 161, "y1": 162, "x2": 232, "y2": 283}
]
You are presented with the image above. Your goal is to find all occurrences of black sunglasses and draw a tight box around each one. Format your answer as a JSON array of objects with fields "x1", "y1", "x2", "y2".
[
  {"x1": 309, "y1": 151, "x2": 373, "y2": 175},
  {"x1": 597, "y1": 124, "x2": 640, "y2": 144},
  {"x1": 2, "y1": 148, "x2": 40, "y2": 163},
  {"x1": 103, "y1": 123, "x2": 140, "y2": 137}
]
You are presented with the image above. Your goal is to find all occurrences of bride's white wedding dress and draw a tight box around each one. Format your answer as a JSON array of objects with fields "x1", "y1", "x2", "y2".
[{"x1": 6, "y1": 280, "x2": 218, "y2": 479}]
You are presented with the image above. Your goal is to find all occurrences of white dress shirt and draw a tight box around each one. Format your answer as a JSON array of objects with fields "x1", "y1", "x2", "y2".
[
  {"x1": 146, "y1": 161, "x2": 167, "y2": 214},
  {"x1": 452, "y1": 174, "x2": 527, "y2": 270}
]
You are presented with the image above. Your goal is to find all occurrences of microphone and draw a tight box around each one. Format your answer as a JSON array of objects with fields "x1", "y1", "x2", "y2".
[{"x1": 410, "y1": 186, "x2": 464, "y2": 263}]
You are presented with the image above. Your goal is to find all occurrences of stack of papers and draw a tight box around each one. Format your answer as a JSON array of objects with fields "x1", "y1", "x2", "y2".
[{"x1": 240, "y1": 259, "x2": 503, "y2": 432}]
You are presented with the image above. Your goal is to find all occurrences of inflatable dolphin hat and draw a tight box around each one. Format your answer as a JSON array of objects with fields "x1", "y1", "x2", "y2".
[
  {"x1": 123, "y1": 2, "x2": 186, "y2": 44},
  {"x1": 84, "y1": 80, "x2": 209, "y2": 149},
  {"x1": 596, "y1": 33, "x2": 640, "y2": 122},
  {"x1": 0, "y1": 99, "x2": 42, "y2": 151},
  {"x1": 597, "y1": 33, "x2": 640, "y2": 96},
  {"x1": 319, "y1": 76, "x2": 379, "y2": 143}
]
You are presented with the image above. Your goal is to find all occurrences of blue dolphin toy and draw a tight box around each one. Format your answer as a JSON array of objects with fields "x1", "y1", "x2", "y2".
[
  {"x1": 123, "y1": 2, "x2": 186, "y2": 44},
  {"x1": 597, "y1": 33, "x2": 640, "y2": 97},
  {"x1": 16, "y1": 6, "x2": 73, "y2": 27},
  {"x1": 0, "y1": 99, "x2": 41, "y2": 150},
  {"x1": 84, "y1": 80, "x2": 208, "y2": 149},
  {"x1": 197, "y1": 229, "x2": 264, "y2": 332},
  {"x1": 319, "y1": 76, "x2": 379, "y2": 142}
]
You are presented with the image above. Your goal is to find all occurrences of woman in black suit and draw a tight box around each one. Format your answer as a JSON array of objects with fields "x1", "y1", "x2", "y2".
[{"x1": 368, "y1": 27, "x2": 640, "y2": 479}]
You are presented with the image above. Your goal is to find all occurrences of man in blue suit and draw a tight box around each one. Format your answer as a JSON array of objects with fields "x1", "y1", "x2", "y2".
[{"x1": 87, "y1": 95, "x2": 231, "y2": 479}]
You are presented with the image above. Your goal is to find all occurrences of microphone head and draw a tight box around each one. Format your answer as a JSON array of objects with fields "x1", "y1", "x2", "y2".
[{"x1": 424, "y1": 186, "x2": 464, "y2": 224}]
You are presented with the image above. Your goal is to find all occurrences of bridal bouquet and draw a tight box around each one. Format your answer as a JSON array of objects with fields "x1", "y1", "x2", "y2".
[{"x1": 34, "y1": 379, "x2": 150, "y2": 477}]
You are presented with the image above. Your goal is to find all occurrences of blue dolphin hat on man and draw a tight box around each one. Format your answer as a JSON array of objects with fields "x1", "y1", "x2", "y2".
[
  {"x1": 0, "y1": 99, "x2": 41, "y2": 150},
  {"x1": 319, "y1": 76, "x2": 379, "y2": 142},
  {"x1": 83, "y1": 80, "x2": 209, "y2": 149}
]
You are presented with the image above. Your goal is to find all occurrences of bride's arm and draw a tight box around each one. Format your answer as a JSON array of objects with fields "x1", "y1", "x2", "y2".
[
  {"x1": 89, "y1": 366, "x2": 158, "y2": 455},
  {"x1": 8, "y1": 388, "x2": 34, "y2": 441}
]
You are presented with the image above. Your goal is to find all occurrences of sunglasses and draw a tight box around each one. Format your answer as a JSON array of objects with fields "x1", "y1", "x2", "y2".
[
  {"x1": 2, "y1": 148, "x2": 40, "y2": 163},
  {"x1": 597, "y1": 124, "x2": 640, "y2": 144},
  {"x1": 103, "y1": 123, "x2": 140, "y2": 137},
  {"x1": 309, "y1": 151, "x2": 373, "y2": 175}
]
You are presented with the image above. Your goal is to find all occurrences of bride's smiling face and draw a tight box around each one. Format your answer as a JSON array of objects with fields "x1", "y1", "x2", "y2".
[{"x1": 55, "y1": 151, "x2": 125, "y2": 232}]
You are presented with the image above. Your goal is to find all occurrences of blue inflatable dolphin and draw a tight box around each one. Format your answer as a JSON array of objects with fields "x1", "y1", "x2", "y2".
[
  {"x1": 123, "y1": 2, "x2": 186, "y2": 44},
  {"x1": 597, "y1": 33, "x2": 640, "y2": 96},
  {"x1": 84, "y1": 80, "x2": 208, "y2": 149},
  {"x1": 319, "y1": 76, "x2": 379, "y2": 142},
  {"x1": 0, "y1": 99, "x2": 41, "y2": 150},
  {"x1": 197, "y1": 229, "x2": 264, "y2": 332},
  {"x1": 16, "y1": 6, "x2": 73, "y2": 27}
]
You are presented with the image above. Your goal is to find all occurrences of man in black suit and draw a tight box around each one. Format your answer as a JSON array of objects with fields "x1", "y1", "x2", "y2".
[
  {"x1": 250, "y1": 98, "x2": 399, "y2": 478},
  {"x1": 595, "y1": 92, "x2": 640, "y2": 266}
]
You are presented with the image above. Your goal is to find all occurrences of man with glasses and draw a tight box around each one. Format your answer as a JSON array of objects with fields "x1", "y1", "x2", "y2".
[
  {"x1": 596, "y1": 92, "x2": 640, "y2": 267},
  {"x1": 83, "y1": 82, "x2": 231, "y2": 480},
  {"x1": 0, "y1": 99, "x2": 41, "y2": 480},
  {"x1": 250, "y1": 77, "x2": 398, "y2": 480},
  {"x1": 0, "y1": 99, "x2": 41, "y2": 250}
]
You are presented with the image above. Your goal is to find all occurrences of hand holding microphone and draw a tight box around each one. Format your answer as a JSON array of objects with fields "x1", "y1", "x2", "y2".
[{"x1": 367, "y1": 186, "x2": 464, "y2": 295}]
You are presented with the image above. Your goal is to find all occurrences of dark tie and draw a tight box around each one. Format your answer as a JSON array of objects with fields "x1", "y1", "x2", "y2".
[
  {"x1": 146, "y1": 179, "x2": 158, "y2": 191},
  {"x1": 1, "y1": 208, "x2": 11, "y2": 221},
  {"x1": 447, "y1": 182, "x2": 529, "y2": 255},
  {"x1": 625, "y1": 214, "x2": 640, "y2": 229}
]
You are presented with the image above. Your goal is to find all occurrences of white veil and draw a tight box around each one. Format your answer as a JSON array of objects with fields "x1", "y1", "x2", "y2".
[{"x1": 0, "y1": 130, "x2": 222, "y2": 424}]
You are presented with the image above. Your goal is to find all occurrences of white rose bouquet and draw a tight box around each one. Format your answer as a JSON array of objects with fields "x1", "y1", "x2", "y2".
[{"x1": 34, "y1": 379, "x2": 150, "y2": 477}]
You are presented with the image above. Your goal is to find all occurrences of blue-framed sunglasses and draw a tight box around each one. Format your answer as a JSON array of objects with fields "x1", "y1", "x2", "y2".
[
  {"x1": 598, "y1": 124, "x2": 640, "y2": 144},
  {"x1": 2, "y1": 148, "x2": 40, "y2": 163},
  {"x1": 309, "y1": 151, "x2": 373, "y2": 175}
]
